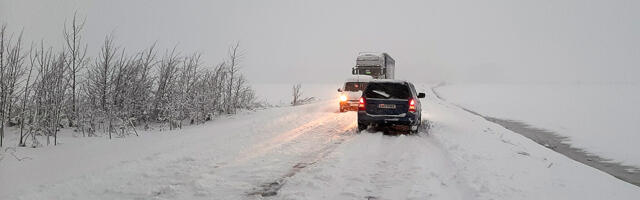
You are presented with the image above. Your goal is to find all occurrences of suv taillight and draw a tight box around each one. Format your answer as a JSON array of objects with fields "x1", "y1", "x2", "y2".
[
  {"x1": 408, "y1": 98, "x2": 416, "y2": 113},
  {"x1": 358, "y1": 97, "x2": 366, "y2": 111}
]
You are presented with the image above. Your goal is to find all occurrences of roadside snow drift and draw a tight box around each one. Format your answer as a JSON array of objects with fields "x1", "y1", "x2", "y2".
[{"x1": 436, "y1": 83, "x2": 640, "y2": 168}]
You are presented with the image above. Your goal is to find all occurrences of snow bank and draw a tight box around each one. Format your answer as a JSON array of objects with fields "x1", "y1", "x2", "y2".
[{"x1": 436, "y1": 83, "x2": 640, "y2": 168}]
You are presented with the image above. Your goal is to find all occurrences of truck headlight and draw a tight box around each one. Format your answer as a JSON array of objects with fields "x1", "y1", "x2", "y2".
[{"x1": 340, "y1": 95, "x2": 347, "y2": 101}]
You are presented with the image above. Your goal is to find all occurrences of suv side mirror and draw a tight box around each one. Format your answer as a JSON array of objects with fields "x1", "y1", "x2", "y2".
[
  {"x1": 337, "y1": 88, "x2": 342, "y2": 92},
  {"x1": 417, "y1": 93, "x2": 426, "y2": 98}
]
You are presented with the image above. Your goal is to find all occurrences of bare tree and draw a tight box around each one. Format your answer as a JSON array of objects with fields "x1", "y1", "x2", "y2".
[
  {"x1": 31, "y1": 41, "x2": 55, "y2": 146},
  {"x1": 291, "y1": 83, "x2": 302, "y2": 106},
  {"x1": 177, "y1": 53, "x2": 202, "y2": 124},
  {"x1": 0, "y1": 25, "x2": 27, "y2": 147},
  {"x1": 225, "y1": 42, "x2": 243, "y2": 114},
  {"x1": 28, "y1": 41, "x2": 68, "y2": 146},
  {"x1": 63, "y1": 12, "x2": 88, "y2": 127},
  {"x1": 49, "y1": 52, "x2": 68, "y2": 145},
  {"x1": 87, "y1": 35, "x2": 118, "y2": 139},
  {"x1": 0, "y1": 24, "x2": 6, "y2": 147},
  {"x1": 153, "y1": 47, "x2": 181, "y2": 129},
  {"x1": 131, "y1": 43, "x2": 157, "y2": 125},
  {"x1": 204, "y1": 62, "x2": 227, "y2": 115},
  {"x1": 18, "y1": 44, "x2": 36, "y2": 146}
]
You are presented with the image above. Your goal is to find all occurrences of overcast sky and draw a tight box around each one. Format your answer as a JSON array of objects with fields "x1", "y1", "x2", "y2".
[{"x1": 1, "y1": 0, "x2": 638, "y2": 84}]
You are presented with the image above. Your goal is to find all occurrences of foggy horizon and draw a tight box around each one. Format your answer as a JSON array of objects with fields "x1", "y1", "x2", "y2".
[{"x1": 1, "y1": 0, "x2": 638, "y2": 84}]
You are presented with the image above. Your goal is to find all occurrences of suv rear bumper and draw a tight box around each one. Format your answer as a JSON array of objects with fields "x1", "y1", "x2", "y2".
[{"x1": 357, "y1": 111, "x2": 418, "y2": 126}]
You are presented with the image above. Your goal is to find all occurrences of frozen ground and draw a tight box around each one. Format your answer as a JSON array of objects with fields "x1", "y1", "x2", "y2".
[
  {"x1": 0, "y1": 84, "x2": 639, "y2": 199},
  {"x1": 435, "y1": 83, "x2": 640, "y2": 168}
]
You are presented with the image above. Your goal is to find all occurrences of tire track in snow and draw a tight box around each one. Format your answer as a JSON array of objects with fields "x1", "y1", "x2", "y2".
[
  {"x1": 364, "y1": 134, "x2": 473, "y2": 200},
  {"x1": 247, "y1": 133, "x2": 352, "y2": 197},
  {"x1": 232, "y1": 111, "x2": 345, "y2": 164},
  {"x1": 139, "y1": 102, "x2": 358, "y2": 199},
  {"x1": 247, "y1": 110, "x2": 358, "y2": 197},
  {"x1": 276, "y1": 131, "x2": 474, "y2": 200}
]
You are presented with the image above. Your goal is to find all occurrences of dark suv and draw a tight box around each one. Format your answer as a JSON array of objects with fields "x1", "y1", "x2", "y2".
[{"x1": 357, "y1": 80, "x2": 425, "y2": 133}]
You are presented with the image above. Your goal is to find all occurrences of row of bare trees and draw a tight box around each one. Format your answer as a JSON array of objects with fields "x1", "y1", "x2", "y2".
[{"x1": 0, "y1": 15, "x2": 256, "y2": 147}]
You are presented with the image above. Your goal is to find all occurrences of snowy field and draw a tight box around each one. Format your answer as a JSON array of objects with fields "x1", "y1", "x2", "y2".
[
  {"x1": 253, "y1": 83, "x2": 341, "y2": 106},
  {"x1": 436, "y1": 83, "x2": 640, "y2": 168},
  {"x1": 1, "y1": 84, "x2": 639, "y2": 199}
]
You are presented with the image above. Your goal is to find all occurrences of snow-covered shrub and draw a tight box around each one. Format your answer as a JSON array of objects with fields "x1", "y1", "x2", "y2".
[{"x1": 0, "y1": 15, "x2": 257, "y2": 147}]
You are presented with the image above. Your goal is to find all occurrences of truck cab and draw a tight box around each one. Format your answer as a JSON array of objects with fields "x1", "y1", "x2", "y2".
[{"x1": 338, "y1": 75, "x2": 373, "y2": 112}]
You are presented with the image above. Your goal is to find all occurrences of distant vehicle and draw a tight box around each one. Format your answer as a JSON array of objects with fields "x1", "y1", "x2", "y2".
[
  {"x1": 357, "y1": 80, "x2": 425, "y2": 134},
  {"x1": 338, "y1": 75, "x2": 373, "y2": 112},
  {"x1": 352, "y1": 52, "x2": 395, "y2": 79}
]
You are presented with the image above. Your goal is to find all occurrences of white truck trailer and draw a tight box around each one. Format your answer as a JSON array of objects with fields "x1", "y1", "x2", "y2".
[{"x1": 352, "y1": 52, "x2": 395, "y2": 79}]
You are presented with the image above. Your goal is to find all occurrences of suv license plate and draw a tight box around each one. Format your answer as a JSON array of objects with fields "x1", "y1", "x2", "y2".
[{"x1": 378, "y1": 104, "x2": 396, "y2": 109}]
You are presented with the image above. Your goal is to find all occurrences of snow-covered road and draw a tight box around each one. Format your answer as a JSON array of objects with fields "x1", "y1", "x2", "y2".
[
  {"x1": 2, "y1": 87, "x2": 640, "y2": 199},
  {"x1": 2, "y1": 99, "x2": 358, "y2": 199},
  {"x1": 278, "y1": 129, "x2": 472, "y2": 200}
]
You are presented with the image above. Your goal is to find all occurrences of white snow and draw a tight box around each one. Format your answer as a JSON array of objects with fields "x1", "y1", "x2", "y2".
[
  {"x1": 357, "y1": 52, "x2": 384, "y2": 59},
  {"x1": 1, "y1": 100, "x2": 355, "y2": 199},
  {"x1": 372, "y1": 90, "x2": 391, "y2": 98},
  {"x1": 435, "y1": 83, "x2": 640, "y2": 168},
  {"x1": 279, "y1": 133, "x2": 471, "y2": 200},
  {"x1": 1, "y1": 83, "x2": 639, "y2": 199},
  {"x1": 252, "y1": 83, "x2": 340, "y2": 105}
]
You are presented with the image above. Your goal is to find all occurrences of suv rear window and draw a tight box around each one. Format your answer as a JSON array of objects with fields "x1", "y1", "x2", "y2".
[
  {"x1": 363, "y1": 82, "x2": 410, "y2": 99},
  {"x1": 344, "y1": 82, "x2": 367, "y2": 92}
]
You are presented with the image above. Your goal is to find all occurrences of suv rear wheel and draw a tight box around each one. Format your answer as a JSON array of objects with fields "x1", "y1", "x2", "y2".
[
  {"x1": 357, "y1": 123, "x2": 367, "y2": 132},
  {"x1": 410, "y1": 117, "x2": 422, "y2": 134}
]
